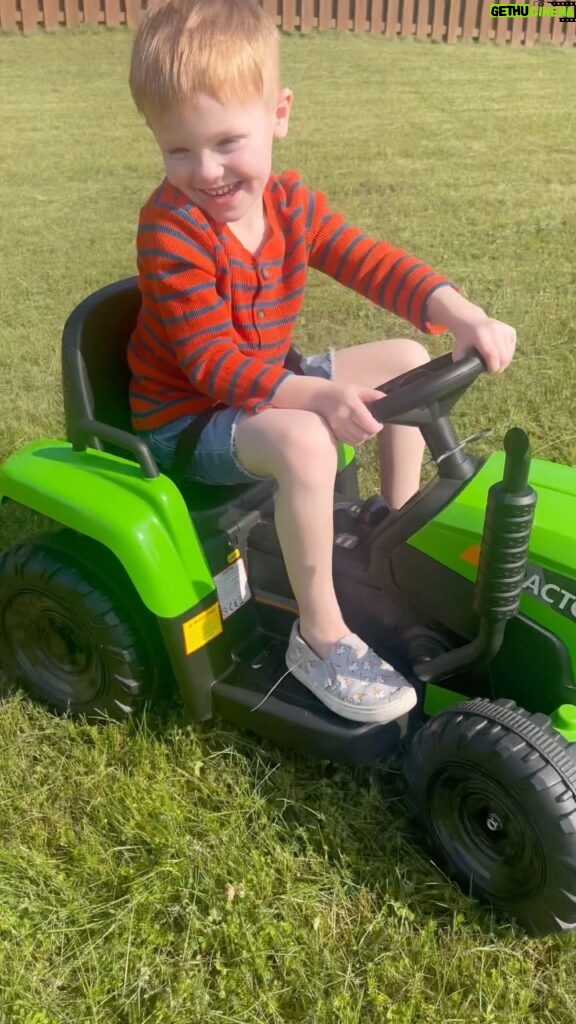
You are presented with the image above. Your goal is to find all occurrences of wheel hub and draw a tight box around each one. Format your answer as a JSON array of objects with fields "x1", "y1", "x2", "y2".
[
  {"x1": 3, "y1": 589, "x2": 105, "y2": 706},
  {"x1": 429, "y1": 763, "x2": 547, "y2": 902}
]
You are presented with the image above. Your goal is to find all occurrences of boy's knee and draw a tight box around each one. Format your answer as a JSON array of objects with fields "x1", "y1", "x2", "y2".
[
  {"x1": 277, "y1": 412, "x2": 337, "y2": 479},
  {"x1": 399, "y1": 339, "x2": 431, "y2": 371}
]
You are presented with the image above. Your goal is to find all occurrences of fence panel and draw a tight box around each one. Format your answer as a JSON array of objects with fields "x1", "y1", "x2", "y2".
[{"x1": 0, "y1": 0, "x2": 574, "y2": 47}]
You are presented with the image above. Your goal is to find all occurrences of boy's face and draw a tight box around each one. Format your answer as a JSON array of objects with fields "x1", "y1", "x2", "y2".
[{"x1": 148, "y1": 89, "x2": 292, "y2": 227}]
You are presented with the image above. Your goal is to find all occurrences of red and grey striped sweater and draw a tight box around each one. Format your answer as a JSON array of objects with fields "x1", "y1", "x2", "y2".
[{"x1": 128, "y1": 169, "x2": 454, "y2": 431}]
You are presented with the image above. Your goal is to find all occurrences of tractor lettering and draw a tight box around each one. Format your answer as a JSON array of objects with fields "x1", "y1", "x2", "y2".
[
  {"x1": 541, "y1": 583, "x2": 560, "y2": 604},
  {"x1": 522, "y1": 570, "x2": 576, "y2": 623},
  {"x1": 558, "y1": 589, "x2": 576, "y2": 610},
  {"x1": 523, "y1": 573, "x2": 540, "y2": 596}
]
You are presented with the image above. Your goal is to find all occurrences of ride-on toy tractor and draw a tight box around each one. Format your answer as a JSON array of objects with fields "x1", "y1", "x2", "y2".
[{"x1": 1, "y1": 278, "x2": 576, "y2": 936}]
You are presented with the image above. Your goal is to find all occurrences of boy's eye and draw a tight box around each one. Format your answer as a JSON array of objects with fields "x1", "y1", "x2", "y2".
[
  {"x1": 168, "y1": 148, "x2": 190, "y2": 157},
  {"x1": 219, "y1": 136, "x2": 243, "y2": 149}
]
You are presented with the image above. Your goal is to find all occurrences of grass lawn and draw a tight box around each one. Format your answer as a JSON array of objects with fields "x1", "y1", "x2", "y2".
[{"x1": 1, "y1": 26, "x2": 576, "y2": 1024}]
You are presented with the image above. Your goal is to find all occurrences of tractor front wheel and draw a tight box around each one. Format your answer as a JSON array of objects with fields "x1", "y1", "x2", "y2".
[
  {"x1": 0, "y1": 530, "x2": 165, "y2": 721},
  {"x1": 403, "y1": 698, "x2": 576, "y2": 935}
]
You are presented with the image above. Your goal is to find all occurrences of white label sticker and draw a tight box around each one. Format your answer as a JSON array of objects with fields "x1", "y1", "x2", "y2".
[{"x1": 213, "y1": 557, "x2": 251, "y2": 619}]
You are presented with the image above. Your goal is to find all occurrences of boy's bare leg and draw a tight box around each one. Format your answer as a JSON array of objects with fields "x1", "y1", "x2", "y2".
[
  {"x1": 235, "y1": 408, "x2": 347, "y2": 657},
  {"x1": 333, "y1": 338, "x2": 429, "y2": 508}
]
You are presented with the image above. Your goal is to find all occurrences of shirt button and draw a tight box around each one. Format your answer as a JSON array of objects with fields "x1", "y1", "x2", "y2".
[
  {"x1": 260, "y1": 266, "x2": 269, "y2": 280},
  {"x1": 257, "y1": 309, "x2": 265, "y2": 319}
]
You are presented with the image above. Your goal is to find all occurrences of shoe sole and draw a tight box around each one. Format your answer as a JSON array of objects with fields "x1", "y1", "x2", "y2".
[{"x1": 287, "y1": 662, "x2": 418, "y2": 724}]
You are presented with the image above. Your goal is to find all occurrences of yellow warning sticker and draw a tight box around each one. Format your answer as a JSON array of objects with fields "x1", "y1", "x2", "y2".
[
  {"x1": 227, "y1": 548, "x2": 241, "y2": 565},
  {"x1": 182, "y1": 604, "x2": 223, "y2": 655}
]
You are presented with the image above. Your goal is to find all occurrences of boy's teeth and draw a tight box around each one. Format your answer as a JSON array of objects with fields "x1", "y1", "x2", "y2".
[{"x1": 207, "y1": 184, "x2": 237, "y2": 196}]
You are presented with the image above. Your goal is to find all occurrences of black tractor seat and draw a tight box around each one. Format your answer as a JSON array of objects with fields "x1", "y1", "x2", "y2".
[{"x1": 61, "y1": 277, "x2": 276, "y2": 521}]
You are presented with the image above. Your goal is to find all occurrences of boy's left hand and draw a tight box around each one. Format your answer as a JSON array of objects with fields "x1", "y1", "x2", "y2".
[
  {"x1": 451, "y1": 312, "x2": 517, "y2": 375},
  {"x1": 426, "y1": 288, "x2": 517, "y2": 375}
]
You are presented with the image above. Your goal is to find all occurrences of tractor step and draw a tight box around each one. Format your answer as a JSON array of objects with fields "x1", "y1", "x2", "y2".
[{"x1": 212, "y1": 638, "x2": 407, "y2": 764}]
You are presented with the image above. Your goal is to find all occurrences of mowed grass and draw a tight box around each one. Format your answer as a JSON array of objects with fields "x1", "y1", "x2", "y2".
[{"x1": 1, "y1": 28, "x2": 576, "y2": 1023}]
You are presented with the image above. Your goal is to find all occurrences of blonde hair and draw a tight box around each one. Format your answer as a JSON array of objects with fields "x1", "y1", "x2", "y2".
[{"x1": 129, "y1": 0, "x2": 281, "y2": 119}]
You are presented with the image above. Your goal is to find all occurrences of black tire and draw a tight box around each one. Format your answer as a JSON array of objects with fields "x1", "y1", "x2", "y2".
[
  {"x1": 0, "y1": 530, "x2": 166, "y2": 721},
  {"x1": 403, "y1": 698, "x2": 576, "y2": 935}
]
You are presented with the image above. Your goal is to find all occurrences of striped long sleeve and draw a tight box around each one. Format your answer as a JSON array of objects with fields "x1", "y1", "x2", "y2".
[
  {"x1": 302, "y1": 181, "x2": 454, "y2": 332},
  {"x1": 129, "y1": 171, "x2": 455, "y2": 431}
]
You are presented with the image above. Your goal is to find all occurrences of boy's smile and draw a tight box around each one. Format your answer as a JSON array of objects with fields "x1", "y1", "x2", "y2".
[{"x1": 148, "y1": 91, "x2": 292, "y2": 236}]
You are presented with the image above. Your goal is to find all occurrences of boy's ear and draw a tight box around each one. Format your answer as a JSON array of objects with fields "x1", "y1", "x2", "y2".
[{"x1": 273, "y1": 88, "x2": 293, "y2": 139}]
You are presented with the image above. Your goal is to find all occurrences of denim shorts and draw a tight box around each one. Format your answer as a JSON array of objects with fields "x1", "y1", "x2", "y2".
[{"x1": 139, "y1": 350, "x2": 335, "y2": 486}]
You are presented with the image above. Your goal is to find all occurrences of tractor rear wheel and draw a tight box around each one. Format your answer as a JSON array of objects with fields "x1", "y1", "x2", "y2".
[
  {"x1": 0, "y1": 530, "x2": 166, "y2": 721},
  {"x1": 403, "y1": 697, "x2": 576, "y2": 935}
]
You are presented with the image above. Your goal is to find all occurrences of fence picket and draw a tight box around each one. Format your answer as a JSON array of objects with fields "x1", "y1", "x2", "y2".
[
  {"x1": 43, "y1": 0, "x2": 59, "y2": 28},
  {"x1": 478, "y1": 0, "x2": 493, "y2": 40},
  {"x1": 20, "y1": 0, "x2": 38, "y2": 33},
  {"x1": 510, "y1": 14, "x2": 525, "y2": 44},
  {"x1": 431, "y1": 0, "x2": 445, "y2": 40},
  {"x1": 462, "y1": 0, "x2": 478, "y2": 39},
  {"x1": 447, "y1": 0, "x2": 461, "y2": 41},
  {"x1": 0, "y1": 0, "x2": 18, "y2": 29},
  {"x1": 336, "y1": 0, "x2": 349, "y2": 30},
  {"x1": 82, "y1": 0, "x2": 100, "y2": 25},
  {"x1": 354, "y1": 0, "x2": 366, "y2": 30},
  {"x1": 551, "y1": 12, "x2": 565, "y2": 44},
  {"x1": 370, "y1": 0, "x2": 383, "y2": 33},
  {"x1": 416, "y1": 0, "x2": 429, "y2": 38},
  {"x1": 401, "y1": 0, "x2": 414, "y2": 35},
  {"x1": 563, "y1": 18, "x2": 576, "y2": 45},
  {"x1": 537, "y1": 9, "x2": 552, "y2": 40},
  {"x1": 63, "y1": 0, "x2": 80, "y2": 26},
  {"x1": 301, "y1": 0, "x2": 314, "y2": 31},
  {"x1": 319, "y1": 0, "x2": 332, "y2": 29},
  {"x1": 385, "y1": 0, "x2": 399, "y2": 36},
  {"x1": 281, "y1": 0, "x2": 296, "y2": 29},
  {"x1": 103, "y1": 0, "x2": 121, "y2": 25},
  {"x1": 124, "y1": 0, "x2": 141, "y2": 27}
]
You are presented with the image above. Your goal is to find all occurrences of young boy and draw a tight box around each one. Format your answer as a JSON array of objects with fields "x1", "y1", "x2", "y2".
[{"x1": 128, "y1": 0, "x2": 516, "y2": 725}]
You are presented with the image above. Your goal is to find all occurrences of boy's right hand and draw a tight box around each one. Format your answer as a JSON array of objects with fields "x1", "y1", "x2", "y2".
[
  {"x1": 313, "y1": 382, "x2": 384, "y2": 447},
  {"x1": 272, "y1": 375, "x2": 384, "y2": 447}
]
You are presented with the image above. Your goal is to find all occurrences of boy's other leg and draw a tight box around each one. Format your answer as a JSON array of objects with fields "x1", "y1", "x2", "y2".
[
  {"x1": 333, "y1": 339, "x2": 429, "y2": 508},
  {"x1": 235, "y1": 408, "x2": 347, "y2": 657}
]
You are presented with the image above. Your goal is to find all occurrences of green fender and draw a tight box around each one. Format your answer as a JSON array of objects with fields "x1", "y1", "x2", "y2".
[{"x1": 0, "y1": 440, "x2": 215, "y2": 618}]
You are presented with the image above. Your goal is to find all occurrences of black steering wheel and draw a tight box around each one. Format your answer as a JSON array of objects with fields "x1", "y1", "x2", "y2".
[{"x1": 370, "y1": 351, "x2": 486, "y2": 427}]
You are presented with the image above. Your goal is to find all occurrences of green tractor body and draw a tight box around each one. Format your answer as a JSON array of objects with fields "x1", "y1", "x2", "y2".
[{"x1": 2, "y1": 277, "x2": 576, "y2": 935}]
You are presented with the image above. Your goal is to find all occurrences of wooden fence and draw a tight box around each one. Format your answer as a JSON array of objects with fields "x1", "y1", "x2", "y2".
[{"x1": 1, "y1": 0, "x2": 575, "y2": 45}]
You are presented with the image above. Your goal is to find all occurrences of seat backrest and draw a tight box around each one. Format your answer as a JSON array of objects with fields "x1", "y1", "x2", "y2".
[
  {"x1": 60, "y1": 278, "x2": 277, "y2": 517},
  {"x1": 62, "y1": 278, "x2": 141, "y2": 450}
]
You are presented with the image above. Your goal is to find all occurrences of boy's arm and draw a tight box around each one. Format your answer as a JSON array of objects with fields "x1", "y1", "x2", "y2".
[
  {"x1": 303, "y1": 185, "x2": 454, "y2": 334},
  {"x1": 137, "y1": 213, "x2": 291, "y2": 410}
]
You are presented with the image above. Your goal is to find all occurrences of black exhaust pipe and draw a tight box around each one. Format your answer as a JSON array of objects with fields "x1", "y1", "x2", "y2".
[{"x1": 414, "y1": 427, "x2": 537, "y2": 684}]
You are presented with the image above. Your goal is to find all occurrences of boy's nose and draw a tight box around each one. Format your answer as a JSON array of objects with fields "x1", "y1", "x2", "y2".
[{"x1": 194, "y1": 151, "x2": 223, "y2": 186}]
